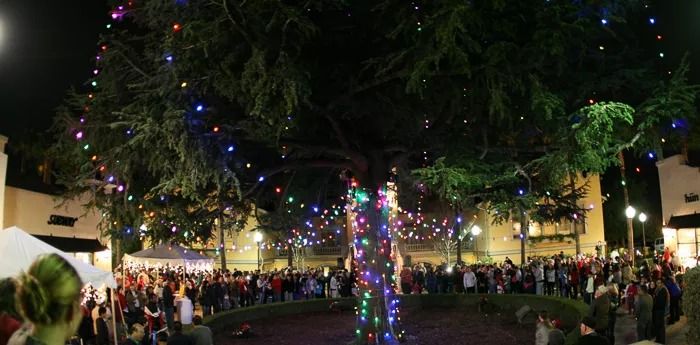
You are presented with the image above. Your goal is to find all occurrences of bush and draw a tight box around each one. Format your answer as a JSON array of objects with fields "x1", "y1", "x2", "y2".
[{"x1": 683, "y1": 267, "x2": 700, "y2": 344}]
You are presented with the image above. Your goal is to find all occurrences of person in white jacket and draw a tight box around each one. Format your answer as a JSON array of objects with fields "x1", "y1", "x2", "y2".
[
  {"x1": 585, "y1": 274, "x2": 595, "y2": 305},
  {"x1": 330, "y1": 275, "x2": 339, "y2": 298},
  {"x1": 463, "y1": 267, "x2": 477, "y2": 293}
]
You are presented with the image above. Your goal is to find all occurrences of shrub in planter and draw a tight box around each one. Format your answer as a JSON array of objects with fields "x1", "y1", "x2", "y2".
[{"x1": 683, "y1": 266, "x2": 700, "y2": 344}]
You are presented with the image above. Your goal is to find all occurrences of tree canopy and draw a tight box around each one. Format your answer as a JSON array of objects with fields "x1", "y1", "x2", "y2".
[{"x1": 50, "y1": 0, "x2": 697, "y2": 248}]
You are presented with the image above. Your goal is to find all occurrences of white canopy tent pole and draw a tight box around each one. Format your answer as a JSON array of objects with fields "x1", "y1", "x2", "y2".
[{"x1": 110, "y1": 289, "x2": 118, "y2": 345}]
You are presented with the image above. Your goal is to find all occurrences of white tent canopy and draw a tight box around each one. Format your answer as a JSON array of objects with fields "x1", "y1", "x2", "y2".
[
  {"x1": 123, "y1": 244, "x2": 214, "y2": 272},
  {"x1": 0, "y1": 226, "x2": 117, "y2": 288}
]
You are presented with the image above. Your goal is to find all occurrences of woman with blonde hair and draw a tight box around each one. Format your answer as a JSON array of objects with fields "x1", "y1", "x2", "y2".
[{"x1": 10, "y1": 253, "x2": 84, "y2": 345}]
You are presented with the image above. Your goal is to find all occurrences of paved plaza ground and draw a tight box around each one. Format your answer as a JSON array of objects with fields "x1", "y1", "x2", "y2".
[
  {"x1": 212, "y1": 304, "x2": 689, "y2": 345},
  {"x1": 215, "y1": 307, "x2": 535, "y2": 345}
]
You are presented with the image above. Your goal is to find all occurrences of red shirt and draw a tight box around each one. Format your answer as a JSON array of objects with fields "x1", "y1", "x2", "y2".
[
  {"x1": 626, "y1": 284, "x2": 638, "y2": 299},
  {"x1": 569, "y1": 271, "x2": 580, "y2": 285},
  {"x1": 271, "y1": 278, "x2": 282, "y2": 293},
  {"x1": 115, "y1": 293, "x2": 127, "y2": 322},
  {"x1": 0, "y1": 313, "x2": 21, "y2": 345}
]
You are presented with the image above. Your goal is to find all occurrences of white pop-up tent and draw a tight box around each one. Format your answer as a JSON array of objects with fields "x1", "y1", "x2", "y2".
[
  {"x1": 123, "y1": 244, "x2": 214, "y2": 272},
  {"x1": 0, "y1": 226, "x2": 117, "y2": 288}
]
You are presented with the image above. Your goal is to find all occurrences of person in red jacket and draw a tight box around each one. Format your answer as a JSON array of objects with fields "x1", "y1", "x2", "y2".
[
  {"x1": 271, "y1": 274, "x2": 283, "y2": 302},
  {"x1": 625, "y1": 281, "x2": 638, "y2": 315},
  {"x1": 569, "y1": 265, "x2": 580, "y2": 300}
]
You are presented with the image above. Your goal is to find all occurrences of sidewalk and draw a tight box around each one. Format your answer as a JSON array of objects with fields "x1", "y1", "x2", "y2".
[{"x1": 614, "y1": 311, "x2": 688, "y2": 345}]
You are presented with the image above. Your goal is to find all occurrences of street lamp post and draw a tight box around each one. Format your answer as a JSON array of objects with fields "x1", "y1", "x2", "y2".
[
  {"x1": 471, "y1": 225, "x2": 482, "y2": 262},
  {"x1": 638, "y1": 212, "x2": 648, "y2": 255},
  {"x1": 625, "y1": 206, "x2": 636, "y2": 261},
  {"x1": 254, "y1": 231, "x2": 263, "y2": 270}
]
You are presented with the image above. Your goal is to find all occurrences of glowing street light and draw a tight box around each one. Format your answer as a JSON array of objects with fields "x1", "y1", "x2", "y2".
[
  {"x1": 0, "y1": 16, "x2": 5, "y2": 49},
  {"x1": 638, "y1": 212, "x2": 648, "y2": 254},
  {"x1": 471, "y1": 225, "x2": 482, "y2": 262},
  {"x1": 625, "y1": 206, "x2": 637, "y2": 219},
  {"x1": 254, "y1": 231, "x2": 263, "y2": 270}
]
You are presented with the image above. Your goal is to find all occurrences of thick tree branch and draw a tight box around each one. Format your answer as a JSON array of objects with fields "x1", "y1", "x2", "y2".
[
  {"x1": 280, "y1": 138, "x2": 368, "y2": 172},
  {"x1": 479, "y1": 127, "x2": 489, "y2": 159},
  {"x1": 324, "y1": 70, "x2": 409, "y2": 111},
  {"x1": 243, "y1": 159, "x2": 355, "y2": 198},
  {"x1": 612, "y1": 131, "x2": 643, "y2": 153},
  {"x1": 323, "y1": 113, "x2": 352, "y2": 150}
]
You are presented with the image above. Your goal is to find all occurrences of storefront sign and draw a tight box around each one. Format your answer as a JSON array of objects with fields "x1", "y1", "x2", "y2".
[
  {"x1": 684, "y1": 193, "x2": 699, "y2": 203},
  {"x1": 47, "y1": 215, "x2": 78, "y2": 227}
]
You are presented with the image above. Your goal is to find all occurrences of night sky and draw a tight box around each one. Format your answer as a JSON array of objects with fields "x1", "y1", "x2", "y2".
[
  {"x1": 0, "y1": 1, "x2": 699, "y2": 137},
  {"x1": 0, "y1": 0, "x2": 107, "y2": 137}
]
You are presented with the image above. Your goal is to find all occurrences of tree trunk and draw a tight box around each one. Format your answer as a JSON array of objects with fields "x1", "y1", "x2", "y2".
[
  {"x1": 619, "y1": 151, "x2": 635, "y2": 264},
  {"x1": 287, "y1": 230, "x2": 294, "y2": 268},
  {"x1": 113, "y1": 237, "x2": 121, "y2": 270},
  {"x1": 353, "y1": 186, "x2": 404, "y2": 344},
  {"x1": 218, "y1": 215, "x2": 227, "y2": 271},
  {"x1": 569, "y1": 173, "x2": 581, "y2": 255},
  {"x1": 518, "y1": 207, "x2": 529, "y2": 265},
  {"x1": 343, "y1": 203, "x2": 355, "y2": 269},
  {"x1": 456, "y1": 237, "x2": 462, "y2": 265}
]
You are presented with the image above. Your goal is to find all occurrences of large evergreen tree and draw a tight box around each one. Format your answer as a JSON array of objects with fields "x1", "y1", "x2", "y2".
[{"x1": 51, "y1": 1, "x2": 697, "y2": 343}]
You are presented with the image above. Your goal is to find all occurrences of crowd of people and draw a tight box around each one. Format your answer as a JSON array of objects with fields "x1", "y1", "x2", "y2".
[
  {"x1": 0, "y1": 249, "x2": 692, "y2": 345},
  {"x1": 394, "y1": 250, "x2": 687, "y2": 345},
  {"x1": 114, "y1": 248, "x2": 688, "y2": 345}
]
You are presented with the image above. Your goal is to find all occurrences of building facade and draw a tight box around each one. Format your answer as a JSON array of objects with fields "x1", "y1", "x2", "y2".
[
  {"x1": 226, "y1": 174, "x2": 607, "y2": 270},
  {"x1": 656, "y1": 154, "x2": 700, "y2": 268},
  {"x1": 0, "y1": 135, "x2": 112, "y2": 271}
]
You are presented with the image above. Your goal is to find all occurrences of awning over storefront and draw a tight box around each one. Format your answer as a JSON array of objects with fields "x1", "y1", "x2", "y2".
[
  {"x1": 667, "y1": 213, "x2": 700, "y2": 229},
  {"x1": 33, "y1": 234, "x2": 108, "y2": 253}
]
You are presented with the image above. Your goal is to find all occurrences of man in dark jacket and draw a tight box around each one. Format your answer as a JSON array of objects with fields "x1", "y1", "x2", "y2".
[
  {"x1": 162, "y1": 279, "x2": 175, "y2": 331},
  {"x1": 95, "y1": 307, "x2": 109, "y2": 345},
  {"x1": 576, "y1": 316, "x2": 610, "y2": 345},
  {"x1": 652, "y1": 280, "x2": 669, "y2": 344},
  {"x1": 635, "y1": 285, "x2": 653, "y2": 341},
  {"x1": 166, "y1": 322, "x2": 193, "y2": 345},
  {"x1": 589, "y1": 285, "x2": 610, "y2": 336},
  {"x1": 189, "y1": 316, "x2": 213, "y2": 345},
  {"x1": 212, "y1": 277, "x2": 224, "y2": 312},
  {"x1": 665, "y1": 276, "x2": 682, "y2": 324}
]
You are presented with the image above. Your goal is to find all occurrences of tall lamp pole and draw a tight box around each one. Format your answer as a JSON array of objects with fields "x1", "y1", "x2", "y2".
[
  {"x1": 638, "y1": 212, "x2": 648, "y2": 256},
  {"x1": 471, "y1": 225, "x2": 482, "y2": 262},
  {"x1": 254, "y1": 231, "x2": 263, "y2": 270},
  {"x1": 625, "y1": 206, "x2": 636, "y2": 261}
]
